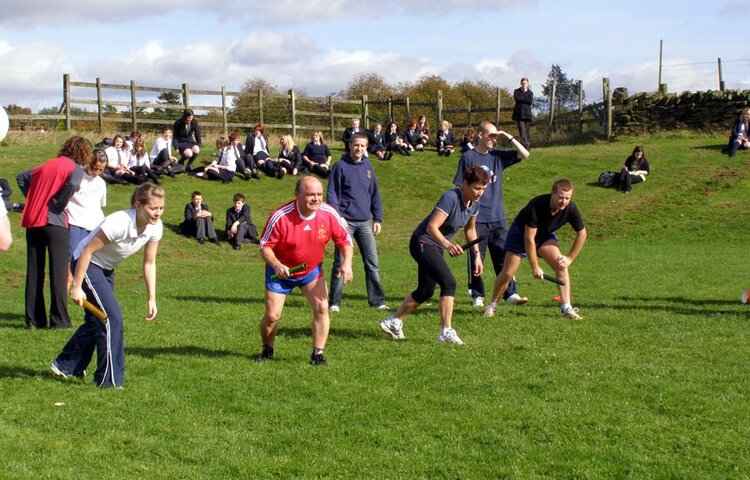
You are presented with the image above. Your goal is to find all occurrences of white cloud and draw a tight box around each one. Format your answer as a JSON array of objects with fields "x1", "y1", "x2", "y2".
[{"x1": 0, "y1": 40, "x2": 74, "y2": 109}]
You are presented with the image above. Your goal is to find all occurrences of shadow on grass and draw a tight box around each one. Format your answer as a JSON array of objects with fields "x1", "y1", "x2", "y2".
[
  {"x1": 0, "y1": 311, "x2": 27, "y2": 329},
  {"x1": 575, "y1": 296, "x2": 750, "y2": 317},
  {"x1": 171, "y1": 295, "x2": 265, "y2": 305},
  {"x1": 0, "y1": 364, "x2": 46, "y2": 379},
  {"x1": 128, "y1": 345, "x2": 246, "y2": 359},
  {"x1": 691, "y1": 143, "x2": 728, "y2": 153},
  {"x1": 278, "y1": 326, "x2": 377, "y2": 340}
]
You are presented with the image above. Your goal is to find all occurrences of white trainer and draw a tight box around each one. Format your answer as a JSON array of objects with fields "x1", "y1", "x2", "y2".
[
  {"x1": 379, "y1": 317, "x2": 405, "y2": 339},
  {"x1": 472, "y1": 296, "x2": 485, "y2": 308},
  {"x1": 483, "y1": 302, "x2": 498, "y2": 318},
  {"x1": 49, "y1": 361, "x2": 71, "y2": 379},
  {"x1": 375, "y1": 304, "x2": 391, "y2": 311},
  {"x1": 329, "y1": 305, "x2": 340, "y2": 313},
  {"x1": 561, "y1": 307, "x2": 583, "y2": 320},
  {"x1": 505, "y1": 293, "x2": 529, "y2": 305},
  {"x1": 741, "y1": 289, "x2": 749, "y2": 305},
  {"x1": 437, "y1": 328, "x2": 464, "y2": 345}
]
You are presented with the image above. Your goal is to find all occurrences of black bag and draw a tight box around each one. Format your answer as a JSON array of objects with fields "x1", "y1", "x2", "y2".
[
  {"x1": 598, "y1": 171, "x2": 616, "y2": 188},
  {"x1": 95, "y1": 137, "x2": 114, "y2": 149}
]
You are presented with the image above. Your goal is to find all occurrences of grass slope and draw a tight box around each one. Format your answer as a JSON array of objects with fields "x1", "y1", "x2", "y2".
[{"x1": 0, "y1": 132, "x2": 748, "y2": 479}]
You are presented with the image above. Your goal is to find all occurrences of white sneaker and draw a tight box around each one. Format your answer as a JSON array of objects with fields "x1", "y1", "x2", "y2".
[
  {"x1": 472, "y1": 296, "x2": 485, "y2": 308},
  {"x1": 49, "y1": 361, "x2": 71, "y2": 379},
  {"x1": 561, "y1": 307, "x2": 583, "y2": 320},
  {"x1": 379, "y1": 317, "x2": 405, "y2": 339},
  {"x1": 483, "y1": 302, "x2": 498, "y2": 318},
  {"x1": 329, "y1": 305, "x2": 340, "y2": 313},
  {"x1": 438, "y1": 328, "x2": 464, "y2": 345},
  {"x1": 505, "y1": 293, "x2": 529, "y2": 305},
  {"x1": 375, "y1": 304, "x2": 391, "y2": 311},
  {"x1": 742, "y1": 289, "x2": 749, "y2": 305}
]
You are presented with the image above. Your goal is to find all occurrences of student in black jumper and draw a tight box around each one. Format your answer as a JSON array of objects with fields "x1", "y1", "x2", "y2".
[
  {"x1": 180, "y1": 191, "x2": 218, "y2": 244},
  {"x1": 342, "y1": 118, "x2": 365, "y2": 154},
  {"x1": 385, "y1": 121, "x2": 410, "y2": 156},
  {"x1": 617, "y1": 146, "x2": 650, "y2": 193},
  {"x1": 225, "y1": 193, "x2": 259, "y2": 250},
  {"x1": 512, "y1": 77, "x2": 533, "y2": 148},
  {"x1": 172, "y1": 109, "x2": 202, "y2": 172},
  {"x1": 368, "y1": 122, "x2": 390, "y2": 160},
  {"x1": 243, "y1": 124, "x2": 272, "y2": 177},
  {"x1": 436, "y1": 120, "x2": 455, "y2": 156},
  {"x1": 276, "y1": 134, "x2": 302, "y2": 179},
  {"x1": 302, "y1": 131, "x2": 332, "y2": 178}
]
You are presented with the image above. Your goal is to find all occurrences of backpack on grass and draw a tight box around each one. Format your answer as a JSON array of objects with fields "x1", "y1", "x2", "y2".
[{"x1": 598, "y1": 171, "x2": 616, "y2": 188}]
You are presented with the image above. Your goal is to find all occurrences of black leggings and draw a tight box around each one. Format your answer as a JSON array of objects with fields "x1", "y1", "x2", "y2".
[
  {"x1": 409, "y1": 235, "x2": 456, "y2": 303},
  {"x1": 617, "y1": 169, "x2": 643, "y2": 192}
]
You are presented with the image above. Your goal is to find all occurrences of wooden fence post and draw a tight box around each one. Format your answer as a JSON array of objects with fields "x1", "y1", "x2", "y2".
[
  {"x1": 578, "y1": 80, "x2": 583, "y2": 135},
  {"x1": 437, "y1": 90, "x2": 443, "y2": 124},
  {"x1": 718, "y1": 57, "x2": 725, "y2": 92},
  {"x1": 182, "y1": 83, "x2": 190, "y2": 110},
  {"x1": 289, "y1": 89, "x2": 297, "y2": 139},
  {"x1": 329, "y1": 95, "x2": 335, "y2": 140},
  {"x1": 606, "y1": 82, "x2": 613, "y2": 140},
  {"x1": 96, "y1": 77, "x2": 103, "y2": 133},
  {"x1": 495, "y1": 87, "x2": 501, "y2": 126},
  {"x1": 130, "y1": 80, "x2": 137, "y2": 131},
  {"x1": 405, "y1": 97, "x2": 411, "y2": 122},
  {"x1": 602, "y1": 77, "x2": 610, "y2": 136},
  {"x1": 467, "y1": 100, "x2": 472, "y2": 127},
  {"x1": 549, "y1": 82, "x2": 556, "y2": 129},
  {"x1": 63, "y1": 74, "x2": 71, "y2": 131},
  {"x1": 221, "y1": 86, "x2": 228, "y2": 136},
  {"x1": 258, "y1": 89, "x2": 264, "y2": 125},
  {"x1": 362, "y1": 94, "x2": 368, "y2": 129},
  {"x1": 387, "y1": 97, "x2": 393, "y2": 122}
]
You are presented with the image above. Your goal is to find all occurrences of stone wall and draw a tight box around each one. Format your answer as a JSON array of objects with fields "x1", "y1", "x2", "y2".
[{"x1": 611, "y1": 88, "x2": 750, "y2": 136}]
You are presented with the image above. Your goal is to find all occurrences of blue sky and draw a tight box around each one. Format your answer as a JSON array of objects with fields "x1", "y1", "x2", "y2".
[{"x1": 0, "y1": 0, "x2": 746, "y2": 111}]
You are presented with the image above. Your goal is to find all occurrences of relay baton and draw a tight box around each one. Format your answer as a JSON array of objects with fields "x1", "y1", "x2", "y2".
[
  {"x1": 450, "y1": 237, "x2": 485, "y2": 257},
  {"x1": 543, "y1": 274, "x2": 565, "y2": 286},
  {"x1": 270, "y1": 263, "x2": 308, "y2": 281},
  {"x1": 82, "y1": 299, "x2": 108, "y2": 322}
]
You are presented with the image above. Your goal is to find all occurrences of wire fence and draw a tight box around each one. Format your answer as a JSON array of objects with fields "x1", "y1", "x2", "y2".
[{"x1": 661, "y1": 58, "x2": 750, "y2": 93}]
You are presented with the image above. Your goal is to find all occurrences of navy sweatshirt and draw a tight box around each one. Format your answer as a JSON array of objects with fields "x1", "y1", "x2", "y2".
[{"x1": 326, "y1": 155, "x2": 383, "y2": 223}]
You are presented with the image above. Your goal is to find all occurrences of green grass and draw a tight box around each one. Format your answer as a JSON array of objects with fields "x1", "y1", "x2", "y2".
[{"x1": 0, "y1": 132, "x2": 749, "y2": 479}]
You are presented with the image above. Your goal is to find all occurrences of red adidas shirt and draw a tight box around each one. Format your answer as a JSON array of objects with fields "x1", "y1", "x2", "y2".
[{"x1": 260, "y1": 200, "x2": 352, "y2": 277}]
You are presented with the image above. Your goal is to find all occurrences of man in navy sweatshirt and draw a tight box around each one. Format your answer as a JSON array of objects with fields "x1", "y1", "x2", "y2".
[{"x1": 326, "y1": 133, "x2": 388, "y2": 312}]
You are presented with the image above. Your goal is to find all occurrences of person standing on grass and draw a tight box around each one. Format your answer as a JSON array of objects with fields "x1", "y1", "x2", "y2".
[
  {"x1": 50, "y1": 183, "x2": 165, "y2": 387},
  {"x1": 454, "y1": 121, "x2": 530, "y2": 309},
  {"x1": 257, "y1": 176, "x2": 353, "y2": 366},
  {"x1": 483, "y1": 179, "x2": 587, "y2": 320},
  {"x1": 17, "y1": 135, "x2": 91, "y2": 329},
  {"x1": 380, "y1": 164, "x2": 489, "y2": 345},
  {"x1": 512, "y1": 77, "x2": 533, "y2": 149},
  {"x1": 327, "y1": 133, "x2": 388, "y2": 313}
]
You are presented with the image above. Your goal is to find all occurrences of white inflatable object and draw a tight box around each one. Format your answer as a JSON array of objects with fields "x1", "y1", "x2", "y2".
[{"x1": 0, "y1": 106, "x2": 8, "y2": 143}]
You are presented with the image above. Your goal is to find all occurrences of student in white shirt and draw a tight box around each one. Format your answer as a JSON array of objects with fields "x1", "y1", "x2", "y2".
[
  {"x1": 129, "y1": 138, "x2": 161, "y2": 184},
  {"x1": 150, "y1": 127, "x2": 179, "y2": 177},
  {"x1": 50, "y1": 183, "x2": 165, "y2": 388},
  {"x1": 104, "y1": 134, "x2": 139, "y2": 185}
]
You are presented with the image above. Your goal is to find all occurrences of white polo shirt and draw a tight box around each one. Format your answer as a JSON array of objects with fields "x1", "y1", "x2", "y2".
[
  {"x1": 74, "y1": 209, "x2": 163, "y2": 270},
  {"x1": 67, "y1": 172, "x2": 107, "y2": 231}
]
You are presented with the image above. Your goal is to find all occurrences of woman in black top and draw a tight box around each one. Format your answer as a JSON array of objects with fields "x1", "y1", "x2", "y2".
[
  {"x1": 512, "y1": 77, "x2": 533, "y2": 149},
  {"x1": 617, "y1": 146, "x2": 650, "y2": 193}
]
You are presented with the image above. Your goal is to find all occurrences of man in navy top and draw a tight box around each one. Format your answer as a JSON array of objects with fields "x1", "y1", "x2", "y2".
[
  {"x1": 453, "y1": 121, "x2": 530, "y2": 308},
  {"x1": 326, "y1": 133, "x2": 388, "y2": 311}
]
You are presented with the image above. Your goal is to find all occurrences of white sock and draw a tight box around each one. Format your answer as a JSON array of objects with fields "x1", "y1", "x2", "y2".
[
  {"x1": 561, "y1": 303, "x2": 572, "y2": 312},
  {"x1": 440, "y1": 328, "x2": 452, "y2": 335}
]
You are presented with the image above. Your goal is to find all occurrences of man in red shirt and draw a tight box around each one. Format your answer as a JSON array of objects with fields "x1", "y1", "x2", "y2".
[{"x1": 258, "y1": 176, "x2": 353, "y2": 365}]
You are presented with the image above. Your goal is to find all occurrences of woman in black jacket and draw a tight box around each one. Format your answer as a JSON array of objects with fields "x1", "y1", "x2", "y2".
[{"x1": 512, "y1": 77, "x2": 533, "y2": 149}]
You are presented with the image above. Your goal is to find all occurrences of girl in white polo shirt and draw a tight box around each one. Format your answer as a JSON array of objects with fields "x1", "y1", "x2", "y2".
[{"x1": 51, "y1": 183, "x2": 165, "y2": 388}]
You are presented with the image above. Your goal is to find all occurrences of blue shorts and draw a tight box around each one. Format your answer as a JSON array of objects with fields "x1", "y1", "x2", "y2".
[
  {"x1": 504, "y1": 222, "x2": 558, "y2": 258},
  {"x1": 265, "y1": 263, "x2": 322, "y2": 295}
]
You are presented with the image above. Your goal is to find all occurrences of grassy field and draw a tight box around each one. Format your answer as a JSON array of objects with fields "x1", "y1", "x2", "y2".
[{"x1": 0, "y1": 131, "x2": 749, "y2": 479}]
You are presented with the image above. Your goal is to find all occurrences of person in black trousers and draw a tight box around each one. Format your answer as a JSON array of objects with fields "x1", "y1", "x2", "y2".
[
  {"x1": 512, "y1": 77, "x2": 533, "y2": 149},
  {"x1": 17, "y1": 136, "x2": 91, "y2": 329},
  {"x1": 225, "y1": 193, "x2": 259, "y2": 250},
  {"x1": 180, "y1": 191, "x2": 219, "y2": 244}
]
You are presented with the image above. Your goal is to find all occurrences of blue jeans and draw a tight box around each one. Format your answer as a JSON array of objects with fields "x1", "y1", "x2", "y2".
[{"x1": 329, "y1": 219, "x2": 385, "y2": 307}]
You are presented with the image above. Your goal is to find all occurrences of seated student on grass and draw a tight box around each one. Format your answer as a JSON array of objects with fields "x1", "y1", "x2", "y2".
[
  {"x1": 125, "y1": 129, "x2": 141, "y2": 151},
  {"x1": 402, "y1": 118, "x2": 423, "y2": 152},
  {"x1": 173, "y1": 109, "x2": 202, "y2": 172},
  {"x1": 243, "y1": 123, "x2": 272, "y2": 177},
  {"x1": 379, "y1": 164, "x2": 489, "y2": 345},
  {"x1": 104, "y1": 134, "x2": 138, "y2": 185},
  {"x1": 617, "y1": 146, "x2": 650, "y2": 193},
  {"x1": 460, "y1": 127, "x2": 476, "y2": 153},
  {"x1": 180, "y1": 191, "x2": 218, "y2": 245},
  {"x1": 727, "y1": 107, "x2": 750, "y2": 157},
  {"x1": 150, "y1": 127, "x2": 179, "y2": 177},
  {"x1": 483, "y1": 179, "x2": 588, "y2": 320},
  {"x1": 276, "y1": 134, "x2": 302, "y2": 179},
  {"x1": 368, "y1": 121, "x2": 390, "y2": 160},
  {"x1": 416, "y1": 114, "x2": 430, "y2": 146},
  {"x1": 302, "y1": 131, "x2": 333, "y2": 178},
  {"x1": 0, "y1": 192, "x2": 10, "y2": 251},
  {"x1": 342, "y1": 118, "x2": 365, "y2": 154},
  {"x1": 225, "y1": 193, "x2": 259, "y2": 250},
  {"x1": 385, "y1": 121, "x2": 411, "y2": 156},
  {"x1": 203, "y1": 136, "x2": 237, "y2": 183},
  {"x1": 129, "y1": 138, "x2": 161, "y2": 184},
  {"x1": 436, "y1": 120, "x2": 455, "y2": 157}
]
